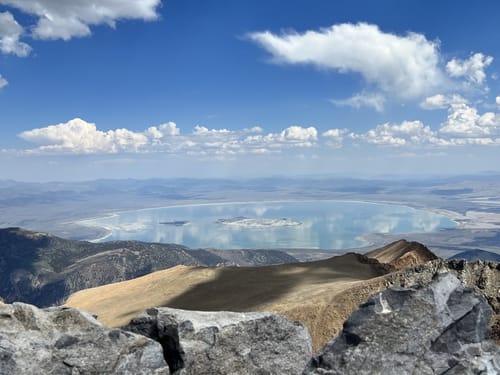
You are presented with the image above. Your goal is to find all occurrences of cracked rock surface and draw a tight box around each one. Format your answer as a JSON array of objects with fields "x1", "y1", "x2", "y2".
[
  {"x1": 385, "y1": 259, "x2": 500, "y2": 343},
  {"x1": 0, "y1": 302, "x2": 169, "y2": 374},
  {"x1": 124, "y1": 308, "x2": 312, "y2": 375},
  {"x1": 304, "y1": 273, "x2": 500, "y2": 375}
]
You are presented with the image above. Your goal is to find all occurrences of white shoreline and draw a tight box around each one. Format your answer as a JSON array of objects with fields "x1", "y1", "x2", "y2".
[
  {"x1": 76, "y1": 198, "x2": 448, "y2": 223},
  {"x1": 86, "y1": 227, "x2": 113, "y2": 243}
]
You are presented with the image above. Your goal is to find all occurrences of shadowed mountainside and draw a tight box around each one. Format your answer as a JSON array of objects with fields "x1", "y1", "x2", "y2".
[
  {"x1": 0, "y1": 227, "x2": 297, "y2": 306},
  {"x1": 65, "y1": 240, "x2": 500, "y2": 351},
  {"x1": 67, "y1": 252, "x2": 387, "y2": 317},
  {"x1": 66, "y1": 247, "x2": 400, "y2": 350}
]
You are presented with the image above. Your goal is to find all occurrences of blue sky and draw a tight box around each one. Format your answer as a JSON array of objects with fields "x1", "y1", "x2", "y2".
[{"x1": 1, "y1": 0, "x2": 500, "y2": 181}]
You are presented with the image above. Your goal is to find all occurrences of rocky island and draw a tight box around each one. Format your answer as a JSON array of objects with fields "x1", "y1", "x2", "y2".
[
  {"x1": 159, "y1": 221, "x2": 190, "y2": 226},
  {"x1": 216, "y1": 216, "x2": 302, "y2": 228}
]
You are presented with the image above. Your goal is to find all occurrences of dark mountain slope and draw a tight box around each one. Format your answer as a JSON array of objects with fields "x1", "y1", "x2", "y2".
[{"x1": 0, "y1": 227, "x2": 297, "y2": 306}]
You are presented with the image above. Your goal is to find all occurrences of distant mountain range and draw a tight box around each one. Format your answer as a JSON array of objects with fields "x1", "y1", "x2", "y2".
[
  {"x1": 449, "y1": 249, "x2": 500, "y2": 262},
  {"x1": 0, "y1": 227, "x2": 296, "y2": 306}
]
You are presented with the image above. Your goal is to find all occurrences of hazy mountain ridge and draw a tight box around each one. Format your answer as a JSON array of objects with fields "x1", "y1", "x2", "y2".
[
  {"x1": 449, "y1": 249, "x2": 500, "y2": 262},
  {"x1": 0, "y1": 227, "x2": 297, "y2": 306}
]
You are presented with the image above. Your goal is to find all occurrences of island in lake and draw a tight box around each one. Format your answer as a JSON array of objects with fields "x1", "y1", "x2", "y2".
[
  {"x1": 216, "y1": 217, "x2": 302, "y2": 228},
  {"x1": 159, "y1": 220, "x2": 190, "y2": 226}
]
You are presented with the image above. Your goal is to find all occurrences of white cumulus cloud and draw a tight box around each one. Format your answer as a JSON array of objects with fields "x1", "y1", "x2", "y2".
[
  {"x1": 331, "y1": 92, "x2": 385, "y2": 112},
  {"x1": 322, "y1": 128, "x2": 348, "y2": 147},
  {"x1": 193, "y1": 125, "x2": 231, "y2": 135},
  {"x1": 243, "y1": 126, "x2": 263, "y2": 133},
  {"x1": 322, "y1": 128, "x2": 346, "y2": 139},
  {"x1": 0, "y1": 11, "x2": 31, "y2": 56},
  {"x1": 19, "y1": 118, "x2": 149, "y2": 153},
  {"x1": 446, "y1": 53, "x2": 493, "y2": 86},
  {"x1": 420, "y1": 94, "x2": 467, "y2": 110},
  {"x1": 280, "y1": 126, "x2": 317, "y2": 142},
  {"x1": 20, "y1": 112, "x2": 500, "y2": 157},
  {"x1": 0, "y1": 74, "x2": 7, "y2": 88},
  {"x1": 439, "y1": 103, "x2": 500, "y2": 137},
  {"x1": 248, "y1": 22, "x2": 444, "y2": 99},
  {"x1": 0, "y1": 0, "x2": 161, "y2": 40},
  {"x1": 19, "y1": 119, "x2": 321, "y2": 155},
  {"x1": 349, "y1": 101, "x2": 500, "y2": 148},
  {"x1": 146, "y1": 122, "x2": 180, "y2": 141},
  {"x1": 351, "y1": 121, "x2": 441, "y2": 147},
  {"x1": 243, "y1": 126, "x2": 318, "y2": 149}
]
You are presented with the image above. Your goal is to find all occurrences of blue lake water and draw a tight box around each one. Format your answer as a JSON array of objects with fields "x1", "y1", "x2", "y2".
[{"x1": 80, "y1": 200, "x2": 457, "y2": 250}]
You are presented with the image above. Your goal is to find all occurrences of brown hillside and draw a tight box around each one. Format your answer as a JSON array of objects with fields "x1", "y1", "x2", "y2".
[
  {"x1": 65, "y1": 245, "x2": 500, "y2": 351},
  {"x1": 66, "y1": 252, "x2": 389, "y2": 351},
  {"x1": 365, "y1": 239, "x2": 438, "y2": 271}
]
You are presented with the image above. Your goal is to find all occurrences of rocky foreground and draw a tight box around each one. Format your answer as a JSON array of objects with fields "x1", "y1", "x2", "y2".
[{"x1": 1, "y1": 273, "x2": 499, "y2": 374}]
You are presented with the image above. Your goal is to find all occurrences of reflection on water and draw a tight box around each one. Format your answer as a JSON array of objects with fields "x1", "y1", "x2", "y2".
[{"x1": 79, "y1": 201, "x2": 456, "y2": 250}]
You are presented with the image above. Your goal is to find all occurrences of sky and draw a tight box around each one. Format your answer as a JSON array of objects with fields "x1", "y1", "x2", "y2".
[{"x1": 1, "y1": 0, "x2": 500, "y2": 181}]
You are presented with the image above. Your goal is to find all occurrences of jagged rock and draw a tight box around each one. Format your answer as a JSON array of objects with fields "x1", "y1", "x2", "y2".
[
  {"x1": 0, "y1": 302, "x2": 169, "y2": 374},
  {"x1": 385, "y1": 259, "x2": 499, "y2": 310},
  {"x1": 385, "y1": 259, "x2": 500, "y2": 342},
  {"x1": 124, "y1": 307, "x2": 312, "y2": 375},
  {"x1": 304, "y1": 273, "x2": 500, "y2": 375}
]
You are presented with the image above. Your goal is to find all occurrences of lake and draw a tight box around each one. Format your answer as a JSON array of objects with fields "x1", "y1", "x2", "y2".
[{"x1": 80, "y1": 200, "x2": 456, "y2": 250}]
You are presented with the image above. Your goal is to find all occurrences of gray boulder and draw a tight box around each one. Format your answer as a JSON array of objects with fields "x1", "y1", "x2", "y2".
[
  {"x1": 384, "y1": 259, "x2": 500, "y2": 314},
  {"x1": 0, "y1": 302, "x2": 169, "y2": 374},
  {"x1": 385, "y1": 259, "x2": 500, "y2": 343},
  {"x1": 124, "y1": 307, "x2": 312, "y2": 375},
  {"x1": 304, "y1": 273, "x2": 500, "y2": 375}
]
